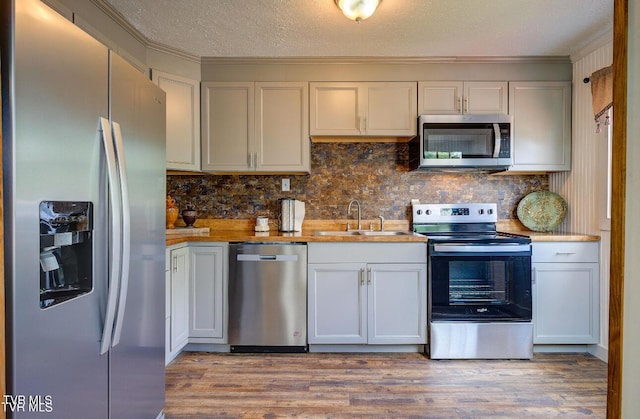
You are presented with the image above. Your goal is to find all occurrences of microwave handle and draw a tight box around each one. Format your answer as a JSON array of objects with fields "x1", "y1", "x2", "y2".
[{"x1": 492, "y1": 123, "x2": 502, "y2": 158}]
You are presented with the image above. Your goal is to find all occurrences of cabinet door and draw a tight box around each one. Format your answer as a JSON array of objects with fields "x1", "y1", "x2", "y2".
[
  {"x1": 170, "y1": 247, "x2": 189, "y2": 352},
  {"x1": 165, "y1": 248, "x2": 171, "y2": 365},
  {"x1": 308, "y1": 263, "x2": 367, "y2": 344},
  {"x1": 201, "y1": 82, "x2": 253, "y2": 171},
  {"x1": 368, "y1": 264, "x2": 427, "y2": 344},
  {"x1": 365, "y1": 82, "x2": 417, "y2": 136},
  {"x1": 464, "y1": 82, "x2": 508, "y2": 114},
  {"x1": 309, "y1": 82, "x2": 362, "y2": 136},
  {"x1": 255, "y1": 82, "x2": 310, "y2": 172},
  {"x1": 533, "y1": 262, "x2": 599, "y2": 344},
  {"x1": 189, "y1": 246, "x2": 226, "y2": 341},
  {"x1": 509, "y1": 81, "x2": 572, "y2": 172},
  {"x1": 152, "y1": 70, "x2": 201, "y2": 171},
  {"x1": 418, "y1": 81, "x2": 463, "y2": 114}
]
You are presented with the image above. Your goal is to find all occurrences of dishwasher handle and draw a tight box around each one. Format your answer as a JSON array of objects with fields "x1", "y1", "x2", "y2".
[{"x1": 237, "y1": 254, "x2": 299, "y2": 262}]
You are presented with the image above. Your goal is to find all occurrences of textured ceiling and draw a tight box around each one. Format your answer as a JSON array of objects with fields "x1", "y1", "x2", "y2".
[{"x1": 105, "y1": 0, "x2": 613, "y2": 58}]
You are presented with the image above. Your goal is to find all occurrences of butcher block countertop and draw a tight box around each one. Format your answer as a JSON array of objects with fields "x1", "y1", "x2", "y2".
[
  {"x1": 166, "y1": 219, "x2": 600, "y2": 246},
  {"x1": 165, "y1": 219, "x2": 425, "y2": 246},
  {"x1": 496, "y1": 220, "x2": 600, "y2": 242}
]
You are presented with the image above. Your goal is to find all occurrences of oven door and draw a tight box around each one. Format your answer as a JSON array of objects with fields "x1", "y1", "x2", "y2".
[{"x1": 428, "y1": 242, "x2": 532, "y2": 321}]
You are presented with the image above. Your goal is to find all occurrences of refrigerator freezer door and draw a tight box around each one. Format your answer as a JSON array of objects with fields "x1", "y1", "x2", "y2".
[
  {"x1": 108, "y1": 52, "x2": 166, "y2": 419},
  {"x1": 8, "y1": 0, "x2": 110, "y2": 416}
]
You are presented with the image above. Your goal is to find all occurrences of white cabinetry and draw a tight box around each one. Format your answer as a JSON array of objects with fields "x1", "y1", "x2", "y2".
[
  {"x1": 167, "y1": 245, "x2": 189, "y2": 363},
  {"x1": 201, "y1": 81, "x2": 309, "y2": 173},
  {"x1": 165, "y1": 248, "x2": 171, "y2": 365},
  {"x1": 418, "y1": 81, "x2": 508, "y2": 115},
  {"x1": 508, "y1": 81, "x2": 572, "y2": 172},
  {"x1": 152, "y1": 70, "x2": 200, "y2": 171},
  {"x1": 307, "y1": 243, "x2": 427, "y2": 348},
  {"x1": 532, "y1": 242, "x2": 600, "y2": 344},
  {"x1": 308, "y1": 263, "x2": 366, "y2": 343},
  {"x1": 310, "y1": 82, "x2": 417, "y2": 137},
  {"x1": 188, "y1": 244, "x2": 228, "y2": 343}
]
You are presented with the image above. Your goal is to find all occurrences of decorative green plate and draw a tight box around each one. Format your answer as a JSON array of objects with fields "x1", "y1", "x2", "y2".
[{"x1": 517, "y1": 191, "x2": 568, "y2": 232}]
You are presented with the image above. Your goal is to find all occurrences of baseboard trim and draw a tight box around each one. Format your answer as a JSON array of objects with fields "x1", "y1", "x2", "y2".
[
  {"x1": 309, "y1": 344, "x2": 425, "y2": 353},
  {"x1": 588, "y1": 343, "x2": 609, "y2": 362}
]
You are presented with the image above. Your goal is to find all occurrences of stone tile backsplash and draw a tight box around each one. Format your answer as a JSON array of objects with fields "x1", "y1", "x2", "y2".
[{"x1": 167, "y1": 142, "x2": 548, "y2": 221}]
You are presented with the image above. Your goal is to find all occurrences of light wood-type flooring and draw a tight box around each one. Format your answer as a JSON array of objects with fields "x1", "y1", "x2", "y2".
[{"x1": 165, "y1": 352, "x2": 607, "y2": 418}]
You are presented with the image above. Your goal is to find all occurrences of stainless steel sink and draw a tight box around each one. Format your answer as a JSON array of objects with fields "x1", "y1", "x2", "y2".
[
  {"x1": 313, "y1": 230, "x2": 413, "y2": 237},
  {"x1": 359, "y1": 231, "x2": 414, "y2": 236},
  {"x1": 313, "y1": 231, "x2": 362, "y2": 236}
]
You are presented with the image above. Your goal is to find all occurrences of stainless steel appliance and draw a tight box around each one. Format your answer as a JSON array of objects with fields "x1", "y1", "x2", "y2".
[
  {"x1": 412, "y1": 203, "x2": 533, "y2": 359},
  {"x1": 410, "y1": 114, "x2": 513, "y2": 171},
  {"x1": 2, "y1": 1, "x2": 166, "y2": 416},
  {"x1": 229, "y1": 243, "x2": 308, "y2": 352}
]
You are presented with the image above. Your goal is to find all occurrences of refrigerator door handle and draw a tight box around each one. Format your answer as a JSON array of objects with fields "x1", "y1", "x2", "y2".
[
  {"x1": 99, "y1": 117, "x2": 122, "y2": 355},
  {"x1": 111, "y1": 121, "x2": 131, "y2": 347}
]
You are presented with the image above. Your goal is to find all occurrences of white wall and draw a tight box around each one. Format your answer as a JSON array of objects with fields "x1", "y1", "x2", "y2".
[
  {"x1": 622, "y1": 0, "x2": 640, "y2": 415},
  {"x1": 549, "y1": 34, "x2": 612, "y2": 361}
]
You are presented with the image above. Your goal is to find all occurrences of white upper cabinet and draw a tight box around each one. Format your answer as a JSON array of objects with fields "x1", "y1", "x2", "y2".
[
  {"x1": 201, "y1": 82, "x2": 254, "y2": 172},
  {"x1": 201, "y1": 81, "x2": 310, "y2": 173},
  {"x1": 152, "y1": 70, "x2": 201, "y2": 171},
  {"x1": 418, "y1": 81, "x2": 508, "y2": 115},
  {"x1": 255, "y1": 82, "x2": 310, "y2": 172},
  {"x1": 310, "y1": 82, "x2": 417, "y2": 138},
  {"x1": 508, "y1": 81, "x2": 572, "y2": 172}
]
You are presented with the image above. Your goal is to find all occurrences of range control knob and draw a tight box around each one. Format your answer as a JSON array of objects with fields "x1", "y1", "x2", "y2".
[
  {"x1": 416, "y1": 209, "x2": 422, "y2": 215},
  {"x1": 487, "y1": 208, "x2": 494, "y2": 215},
  {"x1": 426, "y1": 209, "x2": 432, "y2": 215},
  {"x1": 478, "y1": 209, "x2": 484, "y2": 215}
]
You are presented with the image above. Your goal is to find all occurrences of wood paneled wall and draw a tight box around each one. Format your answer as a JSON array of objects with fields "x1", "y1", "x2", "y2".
[
  {"x1": 550, "y1": 39, "x2": 613, "y2": 236},
  {"x1": 550, "y1": 38, "x2": 613, "y2": 361}
]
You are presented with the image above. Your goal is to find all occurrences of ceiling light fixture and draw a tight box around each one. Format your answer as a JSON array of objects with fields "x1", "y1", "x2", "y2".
[{"x1": 335, "y1": 0, "x2": 382, "y2": 22}]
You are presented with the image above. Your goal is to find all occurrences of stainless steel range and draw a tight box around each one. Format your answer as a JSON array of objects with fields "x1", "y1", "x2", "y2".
[{"x1": 412, "y1": 203, "x2": 533, "y2": 359}]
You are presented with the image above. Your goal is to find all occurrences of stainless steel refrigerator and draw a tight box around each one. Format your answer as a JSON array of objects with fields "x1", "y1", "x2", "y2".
[{"x1": 1, "y1": 0, "x2": 166, "y2": 417}]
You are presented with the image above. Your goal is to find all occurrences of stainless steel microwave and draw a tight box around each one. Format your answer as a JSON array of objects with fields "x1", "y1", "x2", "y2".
[{"x1": 410, "y1": 114, "x2": 513, "y2": 171}]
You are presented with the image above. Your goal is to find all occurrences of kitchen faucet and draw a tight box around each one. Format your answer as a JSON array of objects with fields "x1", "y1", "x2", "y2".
[{"x1": 347, "y1": 199, "x2": 362, "y2": 230}]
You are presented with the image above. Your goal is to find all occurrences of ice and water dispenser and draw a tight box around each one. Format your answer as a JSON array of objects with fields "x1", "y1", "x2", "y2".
[{"x1": 39, "y1": 201, "x2": 93, "y2": 309}]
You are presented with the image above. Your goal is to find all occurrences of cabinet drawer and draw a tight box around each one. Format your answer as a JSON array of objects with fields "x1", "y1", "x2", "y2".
[{"x1": 532, "y1": 242, "x2": 599, "y2": 263}]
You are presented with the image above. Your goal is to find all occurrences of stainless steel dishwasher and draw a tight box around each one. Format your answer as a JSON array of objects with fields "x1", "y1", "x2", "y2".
[{"x1": 228, "y1": 243, "x2": 308, "y2": 352}]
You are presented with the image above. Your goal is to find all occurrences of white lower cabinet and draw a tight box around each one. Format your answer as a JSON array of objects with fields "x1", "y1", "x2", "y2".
[
  {"x1": 307, "y1": 243, "x2": 427, "y2": 347},
  {"x1": 188, "y1": 244, "x2": 228, "y2": 343},
  {"x1": 166, "y1": 243, "x2": 229, "y2": 363},
  {"x1": 532, "y1": 242, "x2": 600, "y2": 344},
  {"x1": 167, "y1": 245, "x2": 189, "y2": 364}
]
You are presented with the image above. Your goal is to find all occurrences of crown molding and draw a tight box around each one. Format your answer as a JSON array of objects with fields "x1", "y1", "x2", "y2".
[
  {"x1": 146, "y1": 41, "x2": 201, "y2": 64},
  {"x1": 89, "y1": 0, "x2": 201, "y2": 64},
  {"x1": 570, "y1": 25, "x2": 614, "y2": 63},
  {"x1": 200, "y1": 55, "x2": 571, "y2": 66},
  {"x1": 85, "y1": 1, "x2": 572, "y2": 68},
  {"x1": 90, "y1": 0, "x2": 147, "y2": 45}
]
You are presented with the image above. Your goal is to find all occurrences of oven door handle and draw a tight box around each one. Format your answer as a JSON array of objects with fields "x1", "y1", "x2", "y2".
[{"x1": 432, "y1": 244, "x2": 531, "y2": 253}]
